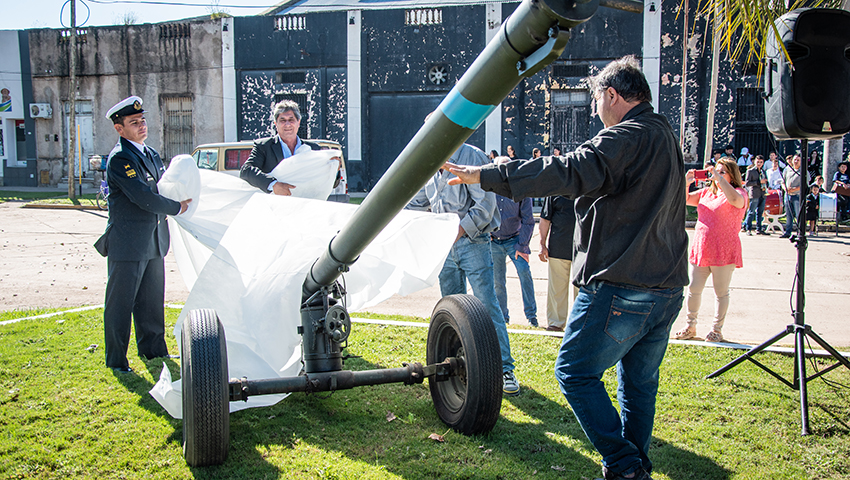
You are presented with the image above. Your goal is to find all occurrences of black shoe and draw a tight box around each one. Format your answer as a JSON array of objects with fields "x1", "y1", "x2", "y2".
[
  {"x1": 757, "y1": 230, "x2": 769, "y2": 235},
  {"x1": 779, "y1": 233, "x2": 791, "y2": 238},
  {"x1": 746, "y1": 230, "x2": 753, "y2": 235},
  {"x1": 528, "y1": 318, "x2": 539, "y2": 327},
  {"x1": 111, "y1": 366, "x2": 133, "y2": 374}
]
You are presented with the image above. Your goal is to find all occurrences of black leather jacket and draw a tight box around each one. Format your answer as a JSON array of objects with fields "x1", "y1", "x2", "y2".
[{"x1": 480, "y1": 102, "x2": 688, "y2": 289}]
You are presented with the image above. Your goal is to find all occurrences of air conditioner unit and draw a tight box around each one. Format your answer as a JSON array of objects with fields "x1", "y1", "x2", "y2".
[{"x1": 29, "y1": 103, "x2": 52, "y2": 119}]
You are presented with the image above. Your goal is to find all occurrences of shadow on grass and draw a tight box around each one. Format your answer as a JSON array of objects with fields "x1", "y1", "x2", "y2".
[
  {"x1": 163, "y1": 346, "x2": 729, "y2": 479},
  {"x1": 504, "y1": 387, "x2": 733, "y2": 480},
  {"x1": 114, "y1": 357, "x2": 285, "y2": 479}
]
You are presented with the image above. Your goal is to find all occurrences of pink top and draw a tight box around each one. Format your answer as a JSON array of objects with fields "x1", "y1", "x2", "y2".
[{"x1": 689, "y1": 187, "x2": 747, "y2": 268}]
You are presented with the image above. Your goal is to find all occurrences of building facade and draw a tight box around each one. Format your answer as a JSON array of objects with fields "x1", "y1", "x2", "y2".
[{"x1": 21, "y1": 17, "x2": 233, "y2": 187}]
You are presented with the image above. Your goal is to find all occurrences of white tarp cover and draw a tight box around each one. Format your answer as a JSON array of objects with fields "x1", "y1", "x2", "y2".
[{"x1": 150, "y1": 154, "x2": 458, "y2": 418}]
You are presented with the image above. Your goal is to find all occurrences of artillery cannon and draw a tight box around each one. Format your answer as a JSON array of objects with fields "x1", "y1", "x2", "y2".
[{"x1": 180, "y1": 0, "x2": 642, "y2": 466}]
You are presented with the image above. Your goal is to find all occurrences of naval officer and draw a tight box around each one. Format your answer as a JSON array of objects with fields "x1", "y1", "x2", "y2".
[{"x1": 94, "y1": 96, "x2": 192, "y2": 373}]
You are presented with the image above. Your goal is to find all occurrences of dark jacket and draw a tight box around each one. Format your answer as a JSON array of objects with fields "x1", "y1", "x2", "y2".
[
  {"x1": 541, "y1": 196, "x2": 576, "y2": 260},
  {"x1": 745, "y1": 166, "x2": 766, "y2": 200},
  {"x1": 239, "y1": 135, "x2": 320, "y2": 192},
  {"x1": 480, "y1": 102, "x2": 688, "y2": 289},
  {"x1": 96, "y1": 138, "x2": 180, "y2": 261}
]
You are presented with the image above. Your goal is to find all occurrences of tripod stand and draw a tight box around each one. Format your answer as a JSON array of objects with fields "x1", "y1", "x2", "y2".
[{"x1": 706, "y1": 141, "x2": 850, "y2": 435}]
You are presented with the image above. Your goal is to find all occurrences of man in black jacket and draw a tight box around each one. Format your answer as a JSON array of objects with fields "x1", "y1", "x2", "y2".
[
  {"x1": 240, "y1": 100, "x2": 339, "y2": 194},
  {"x1": 446, "y1": 56, "x2": 687, "y2": 480},
  {"x1": 96, "y1": 96, "x2": 191, "y2": 373}
]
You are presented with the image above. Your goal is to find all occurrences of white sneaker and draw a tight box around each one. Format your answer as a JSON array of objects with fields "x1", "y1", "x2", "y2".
[{"x1": 503, "y1": 371, "x2": 520, "y2": 396}]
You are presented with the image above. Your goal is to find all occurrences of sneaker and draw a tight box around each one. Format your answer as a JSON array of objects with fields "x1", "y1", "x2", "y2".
[
  {"x1": 674, "y1": 325, "x2": 696, "y2": 340},
  {"x1": 502, "y1": 371, "x2": 520, "y2": 396},
  {"x1": 705, "y1": 330, "x2": 724, "y2": 342},
  {"x1": 527, "y1": 317, "x2": 539, "y2": 327},
  {"x1": 746, "y1": 230, "x2": 753, "y2": 236},
  {"x1": 597, "y1": 467, "x2": 654, "y2": 480}
]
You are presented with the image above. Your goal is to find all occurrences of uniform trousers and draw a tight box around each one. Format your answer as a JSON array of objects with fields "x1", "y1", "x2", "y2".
[{"x1": 104, "y1": 256, "x2": 169, "y2": 369}]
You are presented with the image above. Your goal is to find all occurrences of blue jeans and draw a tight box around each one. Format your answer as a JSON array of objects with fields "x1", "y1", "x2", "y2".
[
  {"x1": 490, "y1": 236, "x2": 537, "y2": 325},
  {"x1": 784, "y1": 194, "x2": 800, "y2": 235},
  {"x1": 439, "y1": 234, "x2": 515, "y2": 372},
  {"x1": 554, "y1": 281, "x2": 683, "y2": 476},
  {"x1": 745, "y1": 195, "x2": 766, "y2": 232}
]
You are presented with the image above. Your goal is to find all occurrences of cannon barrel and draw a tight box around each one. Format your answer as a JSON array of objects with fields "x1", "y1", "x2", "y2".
[{"x1": 303, "y1": 0, "x2": 636, "y2": 300}]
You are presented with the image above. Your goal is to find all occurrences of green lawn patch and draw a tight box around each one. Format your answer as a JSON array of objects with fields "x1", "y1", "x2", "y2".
[{"x1": 1, "y1": 307, "x2": 848, "y2": 479}]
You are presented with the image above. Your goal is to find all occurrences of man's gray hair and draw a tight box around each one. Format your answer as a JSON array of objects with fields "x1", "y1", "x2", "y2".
[
  {"x1": 271, "y1": 100, "x2": 301, "y2": 122},
  {"x1": 588, "y1": 55, "x2": 652, "y2": 104}
]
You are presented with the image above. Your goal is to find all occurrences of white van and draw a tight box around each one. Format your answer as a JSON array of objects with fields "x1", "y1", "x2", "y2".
[{"x1": 191, "y1": 139, "x2": 349, "y2": 203}]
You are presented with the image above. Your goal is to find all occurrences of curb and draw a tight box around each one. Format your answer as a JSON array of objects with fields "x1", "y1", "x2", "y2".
[{"x1": 21, "y1": 203, "x2": 104, "y2": 210}]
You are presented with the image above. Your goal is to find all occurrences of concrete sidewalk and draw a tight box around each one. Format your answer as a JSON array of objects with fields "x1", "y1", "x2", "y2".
[{"x1": 2, "y1": 199, "x2": 849, "y2": 348}]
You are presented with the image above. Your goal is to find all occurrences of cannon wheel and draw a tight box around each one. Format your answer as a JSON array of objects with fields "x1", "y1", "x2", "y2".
[
  {"x1": 182, "y1": 309, "x2": 230, "y2": 466},
  {"x1": 426, "y1": 294, "x2": 502, "y2": 435}
]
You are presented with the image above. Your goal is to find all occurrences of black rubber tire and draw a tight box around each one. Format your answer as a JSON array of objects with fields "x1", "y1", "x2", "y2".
[
  {"x1": 182, "y1": 309, "x2": 230, "y2": 466},
  {"x1": 426, "y1": 294, "x2": 502, "y2": 435},
  {"x1": 95, "y1": 192, "x2": 108, "y2": 211}
]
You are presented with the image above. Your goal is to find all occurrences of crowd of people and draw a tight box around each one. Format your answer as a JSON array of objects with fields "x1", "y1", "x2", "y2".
[{"x1": 705, "y1": 144, "x2": 850, "y2": 235}]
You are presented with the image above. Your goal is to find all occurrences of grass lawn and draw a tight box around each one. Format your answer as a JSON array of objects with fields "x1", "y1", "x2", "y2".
[
  {"x1": 1, "y1": 307, "x2": 849, "y2": 479},
  {"x1": 0, "y1": 191, "x2": 100, "y2": 207}
]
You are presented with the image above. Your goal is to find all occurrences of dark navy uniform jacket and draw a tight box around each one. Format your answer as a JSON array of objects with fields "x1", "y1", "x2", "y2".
[{"x1": 95, "y1": 137, "x2": 181, "y2": 261}]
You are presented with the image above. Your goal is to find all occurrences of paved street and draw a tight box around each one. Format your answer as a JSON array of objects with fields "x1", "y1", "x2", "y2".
[{"x1": 2, "y1": 196, "x2": 849, "y2": 348}]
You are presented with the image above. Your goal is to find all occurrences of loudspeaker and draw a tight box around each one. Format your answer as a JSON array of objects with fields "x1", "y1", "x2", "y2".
[{"x1": 764, "y1": 8, "x2": 850, "y2": 140}]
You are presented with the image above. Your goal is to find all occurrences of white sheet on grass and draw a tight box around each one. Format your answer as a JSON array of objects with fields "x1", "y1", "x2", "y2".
[{"x1": 150, "y1": 154, "x2": 458, "y2": 418}]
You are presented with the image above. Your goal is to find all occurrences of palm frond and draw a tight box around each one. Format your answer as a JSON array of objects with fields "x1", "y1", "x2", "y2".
[{"x1": 695, "y1": 0, "x2": 841, "y2": 77}]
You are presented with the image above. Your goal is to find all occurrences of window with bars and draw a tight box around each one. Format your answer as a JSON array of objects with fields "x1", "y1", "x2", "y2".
[
  {"x1": 405, "y1": 8, "x2": 442, "y2": 26},
  {"x1": 275, "y1": 15, "x2": 306, "y2": 31},
  {"x1": 552, "y1": 64, "x2": 590, "y2": 79},
  {"x1": 162, "y1": 96, "x2": 193, "y2": 163}
]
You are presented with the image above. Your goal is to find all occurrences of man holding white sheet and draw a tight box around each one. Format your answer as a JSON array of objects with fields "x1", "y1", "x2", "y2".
[{"x1": 240, "y1": 100, "x2": 339, "y2": 195}]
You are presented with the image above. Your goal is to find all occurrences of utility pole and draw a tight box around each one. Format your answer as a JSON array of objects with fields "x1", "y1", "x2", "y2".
[{"x1": 67, "y1": 0, "x2": 77, "y2": 199}]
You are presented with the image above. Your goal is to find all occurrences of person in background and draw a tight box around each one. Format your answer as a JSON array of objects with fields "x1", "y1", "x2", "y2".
[
  {"x1": 832, "y1": 160, "x2": 850, "y2": 222},
  {"x1": 552, "y1": 147, "x2": 562, "y2": 157},
  {"x1": 446, "y1": 55, "x2": 688, "y2": 480},
  {"x1": 532, "y1": 148, "x2": 542, "y2": 159},
  {"x1": 764, "y1": 151, "x2": 779, "y2": 171},
  {"x1": 737, "y1": 147, "x2": 752, "y2": 174},
  {"x1": 506, "y1": 145, "x2": 517, "y2": 160},
  {"x1": 489, "y1": 149, "x2": 499, "y2": 160},
  {"x1": 722, "y1": 144, "x2": 734, "y2": 158},
  {"x1": 780, "y1": 154, "x2": 802, "y2": 238},
  {"x1": 240, "y1": 100, "x2": 339, "y2": 195},
  {"x1": 538, "y1": 195, "x2": 577, "y2": 332},
  {"x1": 407, "y1": 134, "x2": 520, "y2": 397},
  {"x1": 675, "y1": 158, "x2": 747, "y2": 343},
  {"x1": 767, "y1": 156, "x2": 784, "y2": 191},
  {"x1": 806, "y1": 184, "x2": 820, "y2": 236},
  {"x1": 96, "y1": 95, "x2": 192, "y2": 374},
  {"x1": 490, "y1": 156, "x2": 538, "y2": 328},
  {"x1": 743, "y1": 155, "x2": 768, "y2": 235}
]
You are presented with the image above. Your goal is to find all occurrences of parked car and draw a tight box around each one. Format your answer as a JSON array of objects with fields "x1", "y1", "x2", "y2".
[{"x1": 190, "y1": 140, "x2": 349, "y2": 203}]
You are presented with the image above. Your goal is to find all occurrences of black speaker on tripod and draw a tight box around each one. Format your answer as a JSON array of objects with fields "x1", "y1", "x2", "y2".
[{"x1": 764, "y1": 8, "x2": 850, "y2": 140}]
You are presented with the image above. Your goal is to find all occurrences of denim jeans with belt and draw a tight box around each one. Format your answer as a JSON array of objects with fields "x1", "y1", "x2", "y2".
[
  {"x1": 439, "y1": 233, "x2": 515, "y2": 373},
  {"x1": 554, "y1": 281, "x2": 683, "y2": 476},
  {"x1": 490, "y1": 235, "x2": 538, "y2": 325}
]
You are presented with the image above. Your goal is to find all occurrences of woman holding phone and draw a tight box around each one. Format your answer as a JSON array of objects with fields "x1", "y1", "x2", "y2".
[{"x1": 675, "y1": 158, "x2": 748, "y2": 342}]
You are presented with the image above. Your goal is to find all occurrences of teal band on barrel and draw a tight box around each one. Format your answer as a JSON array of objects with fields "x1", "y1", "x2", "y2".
[{"x1": 439, "y1": 89, "x2": 497, "y2": 130}]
